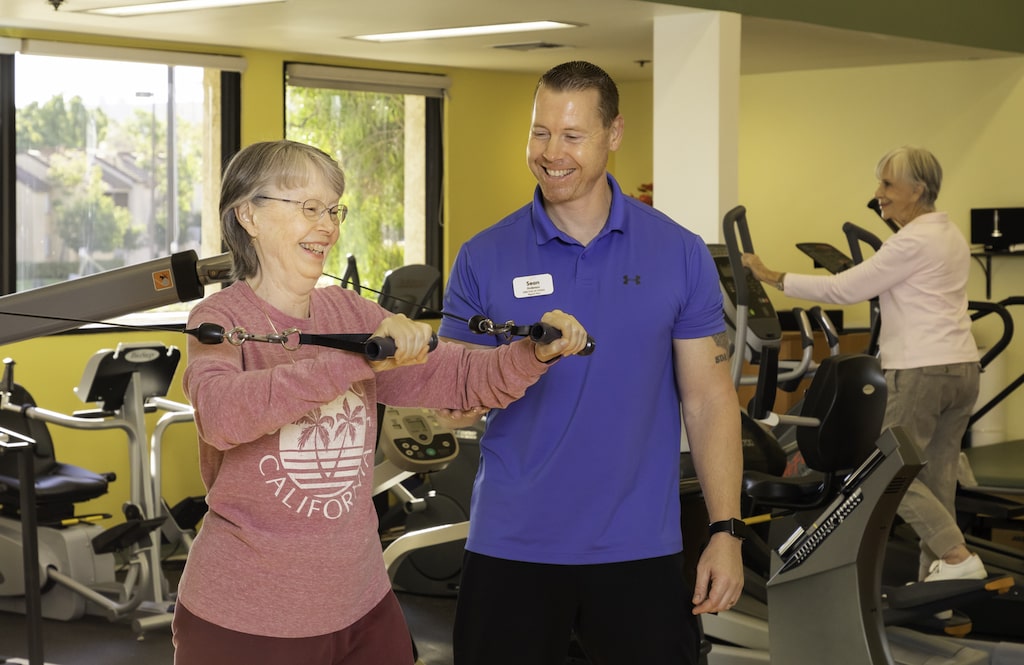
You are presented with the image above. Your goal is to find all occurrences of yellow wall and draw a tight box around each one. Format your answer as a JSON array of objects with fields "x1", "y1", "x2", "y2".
[
  {"x1": 443, "y1": 68, "x2": 539, "y2": 254},
  {"x1": 616, "y1": 79, "x2": 655, "y2": 201},
  {"x1": 4, "y1": 31, "x2": 1024, "y2": 523}
]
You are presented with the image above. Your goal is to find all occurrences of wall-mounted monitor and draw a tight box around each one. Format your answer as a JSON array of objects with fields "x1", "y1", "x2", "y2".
[{"x1": 971, "y1": 207, "x2": 1024, "y2": 252}]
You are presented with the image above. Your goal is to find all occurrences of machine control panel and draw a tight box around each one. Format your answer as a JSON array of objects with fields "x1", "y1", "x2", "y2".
[
  {"x1": 708, "y1": 243, "x2": 782, "y2": 345},
  {"x1": 379, "y1": 407, "x2": 459, "y2": 473},
  {"x1": 796, "y1": 242, "x2": 855, "y2": 274}
]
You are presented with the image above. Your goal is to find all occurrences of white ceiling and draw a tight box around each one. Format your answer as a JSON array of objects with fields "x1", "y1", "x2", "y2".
[{"x1": 2, "y1": 0, "x2": 1018, "y2": 80}]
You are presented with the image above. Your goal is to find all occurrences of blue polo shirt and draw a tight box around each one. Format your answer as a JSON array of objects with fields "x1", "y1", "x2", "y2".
[{"x1": 439, "y1": 174, "x2": 724, "y2": 564}]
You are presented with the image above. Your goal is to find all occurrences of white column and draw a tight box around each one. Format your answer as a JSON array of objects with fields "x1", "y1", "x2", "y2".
[{"x1": 653, "y1": 11, "x2": 741, "y2": 243}]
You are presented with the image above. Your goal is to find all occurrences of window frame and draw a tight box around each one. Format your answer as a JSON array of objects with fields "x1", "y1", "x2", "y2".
[
  {"x1": 0, "y1": 42, "x2": 243, "y2": 299},
  {"x1": 284, "y1": 62, "x2": 446, "y2": 311}
]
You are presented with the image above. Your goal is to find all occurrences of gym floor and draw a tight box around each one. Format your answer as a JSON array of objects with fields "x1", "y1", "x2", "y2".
[{"x1": 0, "y1": 561, "x2": 458, "y2": 665}]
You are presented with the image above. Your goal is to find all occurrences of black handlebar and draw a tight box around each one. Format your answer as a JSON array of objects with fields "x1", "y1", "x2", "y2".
[
  {"x1": 722, "y1": 205, "x2": 754, "y2": 310},
  {"x1": 186, "y1": 322, "x2": 438, "y2": 361},
  {"x1": 528, "y1": 322, "x2": 596, "y2": 356},
  {"x1": 364, "y1": 333, "x2": 439, "y2": 361},
  {"x1": 468, "y1": 315, "x2": 595, "y2": 356}
]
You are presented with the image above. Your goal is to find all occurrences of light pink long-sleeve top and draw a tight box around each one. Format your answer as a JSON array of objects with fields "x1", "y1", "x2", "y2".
[
  {"x1": 784, "y1": 211, "x2": 978, "y2": 370},
  {"x1": 177, "y1": 281, "x2": 550, "y2": 637}
]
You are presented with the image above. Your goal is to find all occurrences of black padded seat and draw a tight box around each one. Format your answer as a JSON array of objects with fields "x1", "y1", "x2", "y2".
[
  {"x1": 0, "y1": 383, "x2": 110, "y2": 522},
  {"x1": 742, "y1": 353, "x2": 888, "y2": 511}
]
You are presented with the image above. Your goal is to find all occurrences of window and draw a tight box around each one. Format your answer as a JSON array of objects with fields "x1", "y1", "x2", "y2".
[
  {"x1": 1, "y1": 41, "x2": 242, "y2": 318},
  {"x1": 284, "y1": 63, "x2": 446, "y2": 307}
]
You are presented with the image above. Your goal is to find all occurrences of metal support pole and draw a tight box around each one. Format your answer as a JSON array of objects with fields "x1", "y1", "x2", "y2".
[{"x1": 1, "y1": 426, "x2": 44, "y2": 665}]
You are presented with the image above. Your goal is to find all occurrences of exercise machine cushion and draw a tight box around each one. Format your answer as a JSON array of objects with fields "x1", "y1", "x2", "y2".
[{"x1": 0, "y1": 383, "x2": 111, "y2": 519}]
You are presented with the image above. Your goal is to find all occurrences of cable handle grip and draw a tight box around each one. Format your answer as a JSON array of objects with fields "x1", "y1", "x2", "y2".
[
  {"x1": 529, "y1": 322, "x2": 596, "y2": 356},
  {"x1": 364, "y1": 333, "x2": 439, "y2": 361},
  {"x1": 188, "y1": 322, "x2": 228, "y2": 345}
]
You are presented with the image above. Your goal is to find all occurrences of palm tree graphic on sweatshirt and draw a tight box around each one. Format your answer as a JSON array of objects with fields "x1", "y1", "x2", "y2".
[{"x1": 278, "y1": 391, "x2": 369, "y2": 498}]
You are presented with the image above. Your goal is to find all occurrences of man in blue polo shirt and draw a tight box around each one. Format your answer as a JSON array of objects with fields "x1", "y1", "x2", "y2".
[{"x1": 439, "y1": 60, "x2": 744, "y2": 665}]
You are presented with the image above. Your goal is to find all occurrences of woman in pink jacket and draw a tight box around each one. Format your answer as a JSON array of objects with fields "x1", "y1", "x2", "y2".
[
  {"x1": 742, "y1": 146, "x2": 985, "y2": 588},
  {"x1": 171, "y1": 140, "x2": 589, "y2": 665}
]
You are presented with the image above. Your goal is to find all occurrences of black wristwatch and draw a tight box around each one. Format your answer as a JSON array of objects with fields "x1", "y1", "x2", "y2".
[{"x1": 708, "y1": 518, "x2": 746, "y2": 541}]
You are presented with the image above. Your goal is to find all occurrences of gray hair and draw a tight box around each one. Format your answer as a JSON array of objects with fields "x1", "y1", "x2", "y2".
[
  {"x1": 220, "y1": 140, "x2": 346, "y2": 280},
  {"x1": 875, "y1": 145, "x2": 942, "y2": 208}
]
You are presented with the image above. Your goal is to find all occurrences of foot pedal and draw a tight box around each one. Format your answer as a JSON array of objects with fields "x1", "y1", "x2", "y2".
[
  {"x1": 170, "y1": 495, "x2": 208, "y2": 530},
  {"x1": 903, "y1": 610, "x2": 974, "y2": 638},
  {"x1": 942, "y1": 611, "x2": 974, "y2": 638},
  {"x1": 92, "y1": 516, "x2": 167, "y2": 553},
  {"x1": 983, "y1": 574, "x2": 1015, "y2": 594}
]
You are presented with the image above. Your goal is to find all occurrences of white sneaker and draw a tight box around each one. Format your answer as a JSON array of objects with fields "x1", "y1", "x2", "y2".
[{"x1": 924, "y1": 553, "x2": 987, "y2": 583}]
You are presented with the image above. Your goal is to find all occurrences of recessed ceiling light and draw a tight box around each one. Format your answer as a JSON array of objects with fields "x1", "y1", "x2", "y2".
[
  {"x1": 352, "y1": 20, "x2": 581, "y2": 43},
  {"x1": 86, "y1": 0, "x2": 283, "y2": 17}
]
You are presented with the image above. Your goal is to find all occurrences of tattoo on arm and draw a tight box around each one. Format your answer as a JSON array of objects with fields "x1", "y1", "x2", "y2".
[{"x1": 712, "y1": 332, "x2": 730, "y2": 365}]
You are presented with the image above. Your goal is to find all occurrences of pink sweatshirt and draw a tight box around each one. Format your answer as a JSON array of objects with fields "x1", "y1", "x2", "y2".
[{"x1": 178, "y1": 281, "x2": 549, "y2": 637}]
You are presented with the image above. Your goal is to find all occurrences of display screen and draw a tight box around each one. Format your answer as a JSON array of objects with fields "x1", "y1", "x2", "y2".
[{"x1": 403, "y1": 415, "x2": 429, "y2": 438}]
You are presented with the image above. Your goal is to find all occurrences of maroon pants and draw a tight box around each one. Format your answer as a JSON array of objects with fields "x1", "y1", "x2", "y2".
[{"x1": 172, "y1": 591, "x2": 414, "y2": 665}]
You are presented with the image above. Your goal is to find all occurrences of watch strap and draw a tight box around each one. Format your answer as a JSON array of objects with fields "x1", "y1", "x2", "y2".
[{"x1": 708, "y1": 518, "x2": 746, "y2": 540}]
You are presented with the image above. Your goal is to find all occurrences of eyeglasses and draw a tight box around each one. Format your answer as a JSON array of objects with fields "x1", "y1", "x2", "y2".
[{"x1": 254, "y1": 195, "x2": 348, "y2": 226}]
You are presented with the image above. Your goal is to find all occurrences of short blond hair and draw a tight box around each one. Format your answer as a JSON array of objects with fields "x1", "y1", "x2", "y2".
[{"x1": 875, "y1": 145, "x2": 942, "y2": 207}]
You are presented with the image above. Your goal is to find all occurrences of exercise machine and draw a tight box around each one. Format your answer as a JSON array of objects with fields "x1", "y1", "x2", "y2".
[
  {"x1": 0, "y1": 342, "x2": 183, "y2": 624},
  {"x1": 374, "y1": 406, "x2": 468, "y2": 591},
  {"x1": 0, "y1": 250, "x2": 230, "y2": 347},
  {"x1": 0, "y1": 250, "x2": 230, "y2": 646},
  {"x1": 376, "y1": 405, "x2": 478, "y2": 597},
  {"x1": 701, "y1": 205, "x2": 1019, "y2": 665},
  {"x1": 795, "y1": 226, "x2": 1024, "y2": 641}
]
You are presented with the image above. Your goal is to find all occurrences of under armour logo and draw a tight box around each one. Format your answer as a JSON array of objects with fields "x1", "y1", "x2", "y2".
[{"x1": 622, "y1": 275, "x2": 641, "y2": 285}]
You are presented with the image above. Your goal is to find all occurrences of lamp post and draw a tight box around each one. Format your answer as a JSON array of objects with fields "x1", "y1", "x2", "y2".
[
  {"x1": 166, "y1": 66, "x2": 178, "y2": 254},
  {"x1": 135, "y1": 91, "x2": 157, "y2": 257}
]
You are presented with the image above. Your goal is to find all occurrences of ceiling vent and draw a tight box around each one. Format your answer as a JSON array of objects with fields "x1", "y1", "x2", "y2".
[{"x1": 493, "y1": 42, "x2": 569, "y2": 52}]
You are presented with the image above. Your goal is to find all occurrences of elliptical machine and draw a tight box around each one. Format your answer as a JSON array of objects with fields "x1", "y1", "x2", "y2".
[
  {"x1": 701, "y1": 205, "x2": 1017, "y2": 665},
  {"x1": 795, "y1": 215, "x2": 1024, "y2": 642}
]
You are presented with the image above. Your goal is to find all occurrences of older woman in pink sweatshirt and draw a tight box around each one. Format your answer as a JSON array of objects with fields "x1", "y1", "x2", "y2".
[{"x1": 171, "y1": 140, "x2": 589, "y2": 665}]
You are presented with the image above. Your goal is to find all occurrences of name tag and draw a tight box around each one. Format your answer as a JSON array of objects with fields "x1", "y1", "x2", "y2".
[{"x1": 512, "y1": 273, "x2": 554, "y2": 298}]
